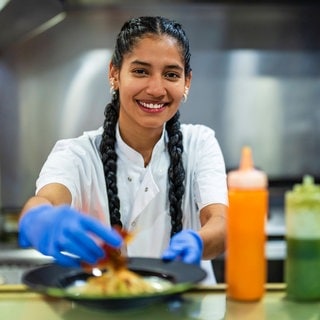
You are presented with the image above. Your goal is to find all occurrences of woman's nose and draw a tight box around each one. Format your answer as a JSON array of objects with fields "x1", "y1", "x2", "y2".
[{"x1": 145, "y1": 75, "x2": 166, "y2": 97}]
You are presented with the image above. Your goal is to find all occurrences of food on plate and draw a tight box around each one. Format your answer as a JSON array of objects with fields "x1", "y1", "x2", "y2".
[{"x1": 73, "y1": 227, "x2": 169, "y2": 296}]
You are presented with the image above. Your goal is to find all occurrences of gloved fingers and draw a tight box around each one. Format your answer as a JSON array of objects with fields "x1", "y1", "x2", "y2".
[
  {"x1": 18, "y1": 204, "x2": 53, "y2": 248},
  {"x1": 162, "y1": 230, "x2": 203, "y2": 265},
  {"x1": 18, "y1": 231, "x2": 31, "y2": 248},
  {"x1": 162, "y1": 248, "x2": 179, "y2": 261},
  {"x1": 18, "y1": 204, "x2": 123, "y2": 266},
  {"x1": 80, "y1": 215, "x2": 123, "y2": 248},
  {"x1": 53, "y1": 251, "x2": 81, "y2": 267},
  {"x1": 162, "y1": 233, "x2": 189, "y2": 262},
  {"x1": 62, "y1": 227, "x2": 105, "y2": 265},
  {"x1": 163, "y1": 245, "x2": 200, "y2": 265},
  {"x1": 180, "y1": 248, "x2": 201, "y2": 264}
]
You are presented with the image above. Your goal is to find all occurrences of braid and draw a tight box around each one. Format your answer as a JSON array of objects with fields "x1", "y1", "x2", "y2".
[
  {"x1": 100, "y1": 92, "x2": 122, "y2": 227},
  {"x1": 166, "y1": 111, "x2": 185, "y2": 237}
]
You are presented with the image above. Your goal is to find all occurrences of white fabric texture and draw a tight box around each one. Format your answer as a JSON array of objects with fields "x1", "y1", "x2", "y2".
[{"x1": 36, "y1": 123, "x2": 228, "y2": 284}]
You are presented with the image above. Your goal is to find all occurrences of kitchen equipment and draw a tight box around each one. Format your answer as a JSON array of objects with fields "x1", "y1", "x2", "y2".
[{"x1": 0, "y1": 248, "x2": 53, "y2": 284}]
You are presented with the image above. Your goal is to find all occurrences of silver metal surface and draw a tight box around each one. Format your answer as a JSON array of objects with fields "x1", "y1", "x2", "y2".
[
  {"x1": 0, "y1": 263, "x2": 39, "y2": 284},
  {"x1": 0, "y1": 248, "x2": 53, "y2": 284},
  {"x1": 0, "y1": 248, "x2": 51, "y2": 261},
  {"x1": 1, "y1": 3, "x2": 320, "y2": 207},
  {"x1": 0, "y1": 0, "x2": 64, "y2": 50}
]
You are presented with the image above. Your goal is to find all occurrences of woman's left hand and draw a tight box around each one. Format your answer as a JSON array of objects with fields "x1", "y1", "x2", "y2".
[{"x1": 162, "y1": 229, "x2": 203, "y2": 265}]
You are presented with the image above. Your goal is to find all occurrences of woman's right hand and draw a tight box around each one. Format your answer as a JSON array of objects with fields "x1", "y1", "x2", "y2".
[{"x1": 18, "y1": 204, "x2": 122, "y2": 267}]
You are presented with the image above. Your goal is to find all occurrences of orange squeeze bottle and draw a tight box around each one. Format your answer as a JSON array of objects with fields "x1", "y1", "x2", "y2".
[{"x1": 226, "y1": 146, "x2": 268, "y2": 301}]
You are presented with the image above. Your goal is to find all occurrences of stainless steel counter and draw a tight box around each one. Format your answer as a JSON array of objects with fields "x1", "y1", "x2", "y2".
[{"x1": 0, "y1": 248, "x2": 53, "y2": 284}]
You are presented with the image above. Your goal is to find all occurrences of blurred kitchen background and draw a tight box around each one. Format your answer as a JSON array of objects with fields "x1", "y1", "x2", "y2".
[{"x1": 0, "y1": 0, "x2": 319, "y2": 282}]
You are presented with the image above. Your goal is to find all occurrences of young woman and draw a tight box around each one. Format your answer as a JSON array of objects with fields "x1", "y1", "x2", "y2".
[{"x1": 19, "y1": 16, "x2": 227, "y2": 284}]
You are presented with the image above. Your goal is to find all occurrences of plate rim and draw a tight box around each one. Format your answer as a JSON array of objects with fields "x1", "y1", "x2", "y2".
[{"x1": 22, "y1": 257, "x2": 206, "y2": 301}]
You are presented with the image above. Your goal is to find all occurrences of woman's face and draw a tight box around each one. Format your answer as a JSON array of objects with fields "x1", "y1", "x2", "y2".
[{"x1": 110, "y1": 35, "x2": 191, "y2": 133}]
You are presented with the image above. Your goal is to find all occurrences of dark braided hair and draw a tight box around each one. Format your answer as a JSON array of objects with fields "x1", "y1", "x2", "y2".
[{"x1": 100, "y1": 16, "x2": 191, "y2": 236}]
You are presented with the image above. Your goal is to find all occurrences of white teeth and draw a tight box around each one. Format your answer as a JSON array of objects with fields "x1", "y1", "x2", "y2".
[{"x1": 140, "y1": 101, "x2": 164, "y2": 109}]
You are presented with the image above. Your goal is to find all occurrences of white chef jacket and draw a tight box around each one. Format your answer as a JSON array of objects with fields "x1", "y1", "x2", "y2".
[{"x1": 36, "y1": 123, "x2": 228, "y2": 284}]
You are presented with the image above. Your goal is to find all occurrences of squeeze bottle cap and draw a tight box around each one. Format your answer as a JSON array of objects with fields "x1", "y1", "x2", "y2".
[
  {"x1": 227, "y1": 146, "x2": 268, "y2": 189},
  {"x1": 286, "y1": 175, "x2": 320, "y2": 203}
]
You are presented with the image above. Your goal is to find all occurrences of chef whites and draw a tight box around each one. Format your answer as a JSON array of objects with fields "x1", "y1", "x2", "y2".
[{"x1": 35, "y1": 124, "x2": 228, "y2": 284}]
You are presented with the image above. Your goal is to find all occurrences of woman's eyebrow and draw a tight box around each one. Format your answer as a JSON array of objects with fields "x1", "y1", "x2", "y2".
[
  {"x1": 130, "y1": 60, "x2": 150, "y2": 67},
  {"x1": 130, "y1": 59, "x2": 184, "y2": 71},
  {"x1": 166, "y1": 64, "x2": 184, "y2": 72}
]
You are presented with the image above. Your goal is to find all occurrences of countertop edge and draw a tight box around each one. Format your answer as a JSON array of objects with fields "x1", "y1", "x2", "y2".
[{"x1": 0, "y1": 283, "x2": 286, "y2": 293}]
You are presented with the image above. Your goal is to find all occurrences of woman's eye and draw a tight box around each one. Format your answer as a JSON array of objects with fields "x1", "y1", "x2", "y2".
[
  {"x1": 132, "y1": 69, "x2": 147, "y2": 76},
  {"x1": 165, "y1": 72, "x2": 181, "y2": 80}
]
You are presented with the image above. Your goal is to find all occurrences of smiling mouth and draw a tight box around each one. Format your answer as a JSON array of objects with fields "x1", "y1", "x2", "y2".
[{"x1": 138, "y1": 101, "x2": 167, "y2": 112}]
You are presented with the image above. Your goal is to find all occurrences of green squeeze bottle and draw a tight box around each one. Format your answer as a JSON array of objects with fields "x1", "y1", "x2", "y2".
[{"x1": 285, "y1": 175, "x2": 320, "y2": 301}]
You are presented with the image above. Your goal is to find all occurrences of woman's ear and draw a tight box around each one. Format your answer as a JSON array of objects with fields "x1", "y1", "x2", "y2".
[
  {"x1": 109, "y1": 63, "x2": 119, "y2": 89},
  {"x1": 185, "y1": 70, "x2": 192, "y2": 92},
  {"x1": 185, "y1": 71, "x2": 192, "y2": 89}
]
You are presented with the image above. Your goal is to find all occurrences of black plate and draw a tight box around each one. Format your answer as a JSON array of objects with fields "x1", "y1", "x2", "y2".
[{"x1": 22, "y1": 257, "x2": 206, "y2": 310}]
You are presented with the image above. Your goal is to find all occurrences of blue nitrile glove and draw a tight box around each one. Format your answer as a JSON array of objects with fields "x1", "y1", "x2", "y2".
[
  {"x1": 19, "y1": 204, "x2": 122, "y2": 267},
  {"x1": 162, "y1": 229, "x2": 203, "y2": 265}
]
